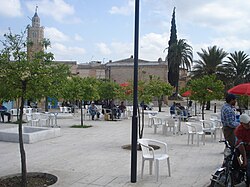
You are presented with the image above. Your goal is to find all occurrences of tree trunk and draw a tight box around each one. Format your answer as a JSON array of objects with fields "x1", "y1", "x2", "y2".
[
  {"x1": 80, "y1": 100, "x2": 83, "y2": 126},
  {"x1": 19, "y1": 90, "x2": 27, "y2": 187},
  {"x1": 202, "y1": 102, "x2": 205, "y2": 120},
  {"x1": 16, "y1": 98, "x2": 20, "y2": 121},
  {"x1": 45, "y1": 96, "x2": 48, "y2": 112},
  {"x1": 158, "y1": 96, "x2": 163, "y2": 112},
  {"x1": 206, "y1": 101, "x2": 210, "y2": 110}
]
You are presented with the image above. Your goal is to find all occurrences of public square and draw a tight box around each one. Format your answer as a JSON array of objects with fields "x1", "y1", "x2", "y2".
[{"x1": 0, "y1": 105, "x2": 225, "y2": 187}]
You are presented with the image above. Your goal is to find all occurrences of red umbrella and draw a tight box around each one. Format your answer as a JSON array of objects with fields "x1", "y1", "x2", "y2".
[
  {"x1": 228, "y1": 83, "x2": 250, "y2": 96},
  {"x1": 182, "y1": 90, "x2": 191, "y2": 97}
]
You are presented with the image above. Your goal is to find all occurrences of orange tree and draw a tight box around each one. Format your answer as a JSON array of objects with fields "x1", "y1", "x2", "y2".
[
  {"x1": 0, "y1": 30, "x2": 70, "y2": 187},
  {"x1": 189, "y1": 75, "x2": 224, "y2": 120},
  {"x1": 61, "y1": 76, "x2": 99, "y2": 126},
  {"x1": 146, "y1": 76, "x2": 173, "y2": 112}
]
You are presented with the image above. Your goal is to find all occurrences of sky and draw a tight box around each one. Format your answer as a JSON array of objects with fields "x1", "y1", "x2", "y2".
[{"x1": 1, "y1": 0, "x2": 250, "y2": 64}]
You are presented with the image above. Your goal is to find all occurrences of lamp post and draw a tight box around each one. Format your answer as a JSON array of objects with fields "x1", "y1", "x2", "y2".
[{"x1": 131, "y1": 0, "x2": 139, "y2": 183}]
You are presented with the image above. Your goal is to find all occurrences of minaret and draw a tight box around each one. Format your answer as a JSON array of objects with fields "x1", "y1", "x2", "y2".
[{"x1": 27, "y1": 6, "x2": 44, "y2": 59}]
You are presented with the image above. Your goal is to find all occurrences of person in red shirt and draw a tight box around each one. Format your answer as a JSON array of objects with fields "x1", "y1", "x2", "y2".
[{"x1": 235, "y1": 113, "x2": 250, "y2": 186}]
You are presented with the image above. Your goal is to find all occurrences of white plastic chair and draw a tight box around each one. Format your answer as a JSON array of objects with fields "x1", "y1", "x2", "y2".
[
  {"x1": 26, "y1": 114, "x2": 39, "y2": 126},
  {"x1": 37, "y1": 113, "x2": 50, "y2": 127},
  {"x1": 148, "y1": 113, "x2": 156, "y2": 127},
  {"x1": 186, "y1": 122, "x2": 205, "y2": 146},
  {"x1": 59, "y1": 107, "x2": 64, "y2": 113},
  {"x1": 210, "y1": 113, "x2": 223, "y2": 140},
  {"x1": 165, "y1": 118, "x2": 176, "y2": 135},
  {"x1": 200, "y1": 120, "x2": 217, "y2": 141},
  {"x1": 138, "y1": 138, "x2": 171, "y2": 182},
  {"x1": 64, "y1": 107, "x2": 71, "y2": 113},
  {"x1": 10, "y1": 109, "x2": 19, "y2": 121},
  {"x1": 126, "y1": 106, "x2": 133, "y2": 118},
  {"x1": 152, "y1": 117, "x2": 164, "y2": 134}
]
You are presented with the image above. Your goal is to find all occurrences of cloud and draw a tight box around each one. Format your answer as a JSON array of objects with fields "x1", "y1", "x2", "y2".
[
  {"x1": 110, "y1": 42, "x2": 133, "y2": 59},
  {"x1": 109, "y1": 0, "x2": 134, "y2": 16},
  {"x1": 96, "y1": 43, "x2": 111, "y2": 55},
  {"x1": 140, "y1": 32, "x2": 168, "y2": 60},
  {"x1": 49, "y1": 43, "x2": 85, "y2": 61},
  {"x1": 0, "y1": 0, "x2": 22, "y2": 17},
  {"x1": 191, "y1": 36, "x2": 250, "y2": 61},
  {"x1": 45, "y1": 27, "x2": 69, "y2": 42},
  {"x1": 210, "y1": 37, "x2": 250, "y2": 52},
  {"x1": 97, "y1": 32, "x2": 168, "y2": 61},
  {"x1": 74, "y1": 34, "x2": 84, "y2": 42},
  {"x1": 25, "y1": 0, "x2": 80, "y2": 23}
]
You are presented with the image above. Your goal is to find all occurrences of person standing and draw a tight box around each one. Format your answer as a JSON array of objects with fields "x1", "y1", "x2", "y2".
[{"x1": 221, "y1": 93, "x2": 239, "y2": 147}]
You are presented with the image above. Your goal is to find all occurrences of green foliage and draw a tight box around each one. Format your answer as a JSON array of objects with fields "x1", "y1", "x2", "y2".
[
  {"x1": 146, "y1": 76, "x2": 173, "y2": 99},
  {"x1": 191, "y1": 45, "x2": 228, "y2": 79},
  {"x1": 117, "y1": 82, "x2": 132, "y2": 101},
  {"x1": 189, "y1": 75, "x2": 224, "y2": 103},
  {"x1": 146, "y1": 76, "x2": 173, "y2": 111},
  {"x1": 0, "y1": 31, "x2": 70, "y2": 102},
  {"x1": 167, "y1": 7, "x2": 178, "y2": 87},
  {"x1": 97, "y1": 79, "x2": 120, "y2": 100},
  {"x1": 218, "y1": 51, "x2": 250, "y2": 90},
  {"x1": 61, "y1": 76, "x2": 99, "y2": 102},
  {"x1": 0, "y1": 29, "x2": 71, "y2": 187},
  {"x1": 189, "y1": 75, "x2": 224, "y2": 119},
  {"x1": 119, "y1": 80, "x2": 152, "y2": 103},
  {"x1": 167, "y1": 39, "x2": 193, "y2": 94}
]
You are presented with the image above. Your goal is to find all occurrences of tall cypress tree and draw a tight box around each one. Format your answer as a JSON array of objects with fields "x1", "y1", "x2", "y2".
[{"x1": 167, "y1": 7, "x2": 178, "y2": 89}]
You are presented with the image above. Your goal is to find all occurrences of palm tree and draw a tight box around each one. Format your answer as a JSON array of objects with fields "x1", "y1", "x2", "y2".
[
  {"x1": 191, "y1": 46, "x2": 228, "y2": 78},
  {"x1": 191, "y1": 46, "x2": 227, "y2": 110},
  {"x1": 218, "y1": 51, "x2": 250, "y2": 89},
  {"x1": 167, "y1": 39, "x2": 193, "y2": 95}
]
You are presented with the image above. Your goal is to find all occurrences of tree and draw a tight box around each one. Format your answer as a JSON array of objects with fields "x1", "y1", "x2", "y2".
[
  {"x1": 191, "y1": 46, "x2": 227, "y2": 110},
  {"x1": 189, "y1": 75, "x2": 224, "y2": 120},
  {"x1": 167, "y1": 39, "x2": 193, "y2": 95},
  {"x1": 145, "y1": 76, "x2": 173, "y2": 112},
  {"x1": 61, "y1": 76, "x2": 99, "y2": 126},
  {"x1": 121, "y1": 78, "x2": 172, "y2": 138},
  {"x1": 98, "y1": 79, "x2": 120, "y2": 102},
  {"x1": 167, "y1": 7, "x2": 178, "y2": 88},
  {"x1": 218, "y1": 51, "x2": 250, "y2": 90},
  {"x1": 191, "y1": 46, "x2": 228, "y2": 78},
  {"x1": 0, "y1": 30, "x2": 70, "y2": 187}
]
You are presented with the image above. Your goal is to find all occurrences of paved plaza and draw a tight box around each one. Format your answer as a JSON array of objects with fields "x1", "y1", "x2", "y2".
[{"x1": 0, "y1": 107, "x2": 225, "y2": 187}]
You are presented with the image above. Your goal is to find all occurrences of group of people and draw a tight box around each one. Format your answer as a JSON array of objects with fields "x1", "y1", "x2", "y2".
[
  {"x1": 88, "y1": 101, "x2": 126, "y2": 120},
  {"x1": 221, "y1": 93, "x2": 250, "y2": 186},
  {"x1": 170, "y1": 102, "x2": 190, "y2": 119}
]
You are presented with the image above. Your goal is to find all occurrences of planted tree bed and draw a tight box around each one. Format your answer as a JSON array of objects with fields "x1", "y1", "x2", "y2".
[{"x1": 0, "y1": 172, "x2": 57, "y2": 187}]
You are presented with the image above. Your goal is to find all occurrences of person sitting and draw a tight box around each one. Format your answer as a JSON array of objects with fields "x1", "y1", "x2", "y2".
[
  {"x1": 88, "y1": 102, "x2": 100, "y2": 120},
  {"x1": 108, "y1": 100, "x2": 120, "y2": 119},
  {"x1": 170, "y1": 102, "x2": 176, "y2": 116},
  {"x1": 0, "y1": 103, "x2": 11, "y2": 122},
  {"x1": 118, "y1": 101, "x2": 126, "y2": 118},
  {"x1": 175, "y1": 103, "x2": 188, "y2": 121}
]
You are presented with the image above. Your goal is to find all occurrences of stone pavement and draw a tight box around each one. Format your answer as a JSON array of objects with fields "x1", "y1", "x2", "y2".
[{"x1": 0, "y1": 107, "x2": 225, "y2": 187}]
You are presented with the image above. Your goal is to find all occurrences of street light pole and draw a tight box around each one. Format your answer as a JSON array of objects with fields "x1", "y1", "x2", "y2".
[{"x1": 131, "y1": 0, "x2": 139, "y2": 183}]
